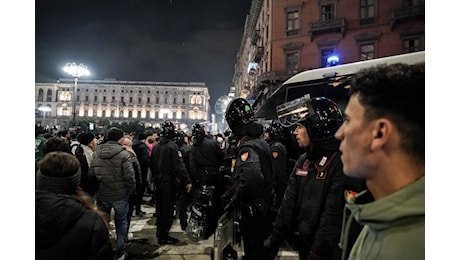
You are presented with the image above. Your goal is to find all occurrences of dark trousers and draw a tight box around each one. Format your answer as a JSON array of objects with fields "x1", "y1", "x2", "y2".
[
  {"x1": 135, "y1": 185, "x2": 144, "y2": 214},
  {"x1": 127, "y1": 194, "x2": 136, "y2": 230},
  {"x1": 240, "y1": 210, "x2": 273, "y2": 260},
  {"x1": 155, "y1": 183, "x2": 176, "y2": 239},
  {"x1": 177, "y1": 189, "x2": 191, "y2": 229}
]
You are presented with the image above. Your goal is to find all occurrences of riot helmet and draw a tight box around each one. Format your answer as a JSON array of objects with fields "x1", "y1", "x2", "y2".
[
  {"x1": 276, "y1": 94, "x2": 343, "y2": 142},
  {"x1": 174, "y1": 130, "x2": 185, "y2": 145},
  {"x1": 265, "y1": 120, "x2": 285, "y2": 141},
  {"x1": 159, "y1": 120, "x2": 176, "y2": 139},
  {"x1": 225, "y1": 98, "x2": 255, "y2": 133},
  {"x1": 191, "y1": 123, "x2": 206, "y2": 140}
]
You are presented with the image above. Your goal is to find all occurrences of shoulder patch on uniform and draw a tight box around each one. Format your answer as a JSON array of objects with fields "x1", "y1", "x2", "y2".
[
  {"x1": 241, "y1": 151, "x2": 249, "y2": 161},
  {"x1": 344, "y1": 190, "x2": 358, "y2": 201},
  {"x1": 177, "y1": 150, "x2": 182, "y2": 158},
  {"x1": 272, "y1": 151, "x2": 279, "y2": 159}
]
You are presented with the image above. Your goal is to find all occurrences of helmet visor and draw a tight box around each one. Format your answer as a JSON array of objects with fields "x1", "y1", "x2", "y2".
[{"x1": 276, "y1": 94, "x2": 312, "y2": 127}]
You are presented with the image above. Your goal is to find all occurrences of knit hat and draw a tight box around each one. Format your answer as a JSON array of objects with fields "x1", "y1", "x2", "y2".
[
  {"x1": 105, "y1": 127, "x2": 124, "y2": 142},
  {"x1": 137, "y1": 132, "x2": 148, "y2": 141},
  {"x1": 36, "y1": 151, "x2": 81, "y2": 195},
  {"x1": 77, "y1": 132, "x2": 95, "y2": 146}
]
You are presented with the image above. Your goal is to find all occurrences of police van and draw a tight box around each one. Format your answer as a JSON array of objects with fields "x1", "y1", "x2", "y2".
[
  {"x1": 213, "y1": 50, "x2": 425, "y2": 260},
  {"x1": 254, "y1": 51, "x2": 425, "y2": 120}
]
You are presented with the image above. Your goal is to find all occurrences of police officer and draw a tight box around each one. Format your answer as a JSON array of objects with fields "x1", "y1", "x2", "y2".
[
  {"x1": 221, "y1": 98, "x2": 275, "y2": 260},
  {"x1": 189, "y1": 123, "x2": 225, "y2": 237},
  {"x1": 263, "y1": 95, "x2": 366, "y2": 260},
  {"x1": 174, "y1": 130, "x2": 193, "y2": 231},
  {"x1": 149, "y1": 120, "x2": 192, "y2": 245},
  {"x1": 264, "y1": 120, "x2": 289, "y2": 213}
]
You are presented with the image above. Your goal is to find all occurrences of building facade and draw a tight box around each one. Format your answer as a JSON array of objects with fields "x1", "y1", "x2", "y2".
[
  {"x1": 231, "y1": 0, "x2": 425, "y2": 110},
  {"x1": 35, "y1": 78, "x2": 211, "y2": 132}
]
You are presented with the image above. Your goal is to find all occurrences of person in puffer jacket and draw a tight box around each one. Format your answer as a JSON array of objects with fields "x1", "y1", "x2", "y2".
[
  {"x1": 88, "y1": 127, "x2": 136, "y2": 260},
  {"x1": 36, "y1": 151, "x2": 114, "y2": 260}
]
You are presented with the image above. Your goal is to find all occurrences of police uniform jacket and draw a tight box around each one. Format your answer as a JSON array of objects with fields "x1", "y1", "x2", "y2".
[
  {"x1": 189, "y1": 137, "x2": 225, "y2": 184},
  {"x1": 149, "y1": 137, "x2": 190, "y2": 187},
  {"x1": 273, "y1": 138, "x2": 364, "y2": 259},
  {"x1": 269, "y1": 140, "x2": 288, "y2": 210},
  {"x1": 227, "y1": 134, "x2": 274, "y2": 215}
]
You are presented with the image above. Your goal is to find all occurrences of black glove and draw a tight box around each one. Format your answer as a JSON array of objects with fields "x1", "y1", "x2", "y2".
[{"x1": 263, "y1": 229, "x2": 283, "y2": 249}]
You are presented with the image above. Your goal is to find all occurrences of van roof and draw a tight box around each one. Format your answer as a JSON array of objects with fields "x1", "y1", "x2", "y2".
[
  {"x1": 283, "y1": 51, "x2": 425, "y2": 86},
  {"x1": 254, "y1": 51, "x2": 425, "y2": 119}
]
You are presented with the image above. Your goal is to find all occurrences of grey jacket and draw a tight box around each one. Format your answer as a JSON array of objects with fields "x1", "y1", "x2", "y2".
[{"x1": 89, "y1": 141, "x2": 136, "y2": 201}]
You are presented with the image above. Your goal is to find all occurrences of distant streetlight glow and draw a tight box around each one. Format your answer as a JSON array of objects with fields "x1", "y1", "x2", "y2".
[
  {"x1": 63, "y1": 62, "x2": 90, "y2": 127},
  {"x1": 38, "y1": 106, "x2": 52, "y2": 127}
]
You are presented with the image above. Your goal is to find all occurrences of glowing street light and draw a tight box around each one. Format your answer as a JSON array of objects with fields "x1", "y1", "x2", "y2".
[
  {"x1": 63, "y1": 62, "x2": 90, "y2": 127},
  {"x1": 38, "y1": 106, "x2": 52, "y2": 127}
]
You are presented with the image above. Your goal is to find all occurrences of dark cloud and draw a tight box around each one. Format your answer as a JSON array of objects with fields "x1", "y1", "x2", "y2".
[{"x1": 35, "y1": 0, "x2": 252, "y2": 111}]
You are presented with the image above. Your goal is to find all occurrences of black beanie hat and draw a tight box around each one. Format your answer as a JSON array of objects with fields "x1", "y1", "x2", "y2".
[
  {"x1": 36, "y1": 151, "x2": 81, "y2": 195},
  {"x1": 77, "y1": 132, "x2": 95, "y2": 146},
  {"x1": 137, "y1": 132, "x2": 148, "y2": 141},
  {"x1": 106, "y1": 127, "x2": 124, "y2": 142}
]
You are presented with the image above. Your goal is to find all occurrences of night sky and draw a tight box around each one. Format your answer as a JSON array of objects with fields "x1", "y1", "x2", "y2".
[{"x1": 35, "y1": 0, "x2": 252, "y2": 112}]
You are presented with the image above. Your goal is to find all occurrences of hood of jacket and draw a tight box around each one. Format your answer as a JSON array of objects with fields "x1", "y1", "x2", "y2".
[
  {"x1": 35, "y1": 190, "x2": 86, "y2": 248},
  {"x1": 95, "y1": 141, "x2": 125, "y2": 159},
  {"x1": 348, "y1": 175, "x2": 424, "y2": 229},
  {"x1": 339, "y1": 175, "x2": 425, "y2": 259}
]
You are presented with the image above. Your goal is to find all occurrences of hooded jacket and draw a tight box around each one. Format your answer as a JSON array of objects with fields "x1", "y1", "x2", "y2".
[
  {"x1": 340, "y1": 176, "x2": 425, "y2": 260},
  {"x1": 89, "y1": 141, "x2": 136, "y2": 201},
  {"x1": 35, "y1": 190, "x2": 114, "y2": 260}
]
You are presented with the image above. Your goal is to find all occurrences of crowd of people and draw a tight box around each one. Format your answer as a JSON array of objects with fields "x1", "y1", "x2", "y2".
[{"x1": 35, "y1": 62, "x2": 425, "y2": 260}]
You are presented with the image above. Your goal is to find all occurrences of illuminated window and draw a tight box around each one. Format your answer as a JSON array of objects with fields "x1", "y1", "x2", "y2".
[
  {"x1": 359, "y1": 43, "x2": 375, "y2": 60},
  {"x1": 191, "y1": 95, "x2": 202, "y2": 105}
]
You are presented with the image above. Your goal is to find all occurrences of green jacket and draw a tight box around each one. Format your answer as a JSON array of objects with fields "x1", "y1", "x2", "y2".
[
  {"x1": 341, "y1": 176, "x2": 424, "y2": 260},
  {"x1": 35, "y1": 136, "x2": 47, "y2": 161}
]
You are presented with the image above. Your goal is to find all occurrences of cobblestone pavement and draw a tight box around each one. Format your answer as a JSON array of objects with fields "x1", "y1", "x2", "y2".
[{"x1": 117, "y1": 198, "x2": 299, "y2": 259}]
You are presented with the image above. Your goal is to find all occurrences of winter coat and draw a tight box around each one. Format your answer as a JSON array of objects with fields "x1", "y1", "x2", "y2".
[
  {"x1": 189, "y1": 137, "x2": 225, "y2": 185},
  {"x1": 268, "y1": 140, "x2": 288, "y2": 211},
  {"x1": 273, "y1": 147, "x2": 365, "y2": 259},
  {"x1": 74, "y1": 144, "x2": 97, "y2": 197},
  {"x1": 88, "y1": 141, "x2": 136, "y2": 201},
  {"x1": 223, "y1": 134, "x2": 275, "y2": 215},
  {"x1": 149, "y1": 137, "x2": 190, "y2": 187},
  {"x1": 132, "y1": 138, "x2": 150, "y2": 177},
  {"x1": 341, "y1": 176, "x2": 425, "y2": 260},
  {"x1": 35, "y1": 190, "x2": 114, "y2": 260}
]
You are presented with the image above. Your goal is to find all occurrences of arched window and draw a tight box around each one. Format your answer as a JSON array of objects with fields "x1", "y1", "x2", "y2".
[
  {"x1": 38, "y1": 89, "x2": 44, "y2": 102},
  {"x1": 46, "y1": 89, "x2": 52, "y2": 102}
]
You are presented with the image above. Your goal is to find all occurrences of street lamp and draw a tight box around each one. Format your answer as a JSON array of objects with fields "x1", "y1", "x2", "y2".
[
  {"x1": 38, "y1": 106, "x2": 52, "y2": 127},
  {"x1": 63, "y1": 62, "x2": 90, "y2": 127}
]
